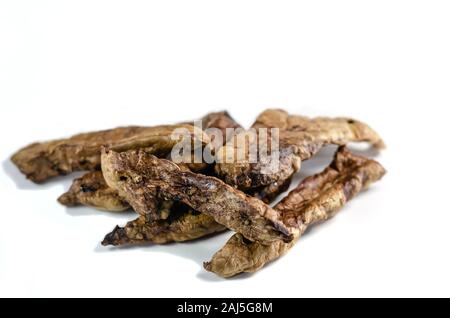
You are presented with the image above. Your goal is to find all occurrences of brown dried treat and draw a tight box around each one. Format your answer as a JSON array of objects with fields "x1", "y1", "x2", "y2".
[
  {"x1": 204, "y1": 147, "x2": 386, "y2": 278},
  {"x1": 175, "y1": 111, "x2": 243, "y2": 172},
  {"x1": 102, "y1": 207, "x2": 226, "y2": 246},
  {"x1": 59, "y1": 112, "x2": 241, "y2": 213},
  {"x1": 58, "y1": 164, "x2": 193, "y2": 214},
  {"x1": 180, "y1": 111, "x2": 242, "y2": 140},
  {"x1": 101, "y1": 149, "x2": 293, "y2": 244},
  {"x1": 11, "y1": 124, "x2": 208, "y2": 183},
  {"x1": 215, "y1": 109, "x2": 385, "y2": 201},
  {"x1": 251, "y1": 109, "x2": 385, "y2": 148},
  {"x1": 58, "y1": 171, "x2": 130, "y2": 212},
  {"x1": 241, "y1": 147, "x2": 302, "y2": 203},
  {"x1": 200, "y1": 111, "x2": 242, "y2": 141}
]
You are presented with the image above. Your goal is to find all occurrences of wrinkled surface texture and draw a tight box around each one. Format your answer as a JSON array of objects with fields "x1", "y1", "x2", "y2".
[
  {"x1": 61, "y1": 170, "x2": 227, "y2": 242},
  {"x1": 101, "y1": 149, "x2": 293, "y2": 244},
  {"x1": 102, "y1": 209, "x2": 226, "y2": 245},
  {"x1": 58, "y1": 170, "x2": 187, "y2": 216},
  {"x1": 204, "y1": 147, "x2": 386, "y2": 278},
  {"x1": 11, "y1": 124, "x2": 207, "y2": 183},
  {"x1": 170, "y1": 111, "x2": 243, "y2": 173},
  {"x1": 101, "y1": 111, "x2": 242, "y2": 243},
  {"x1": 200, "y1": 111, "x2": 243, "y2": 141},
  {"x1": 10, "y1": 109, "x2": 386, "y2": 279},
  {"x1": 58, "y1": 111, "x2": 242, "y2": 213},
  {"x1": 58, "y1": 171, "x2": 130, "y2": 212},
  {"x1": 215, "y1": 109, "x2": 385, "y2": 201}
]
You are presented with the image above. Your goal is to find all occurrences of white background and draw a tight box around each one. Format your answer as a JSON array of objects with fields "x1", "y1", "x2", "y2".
[{"x1": 1, "y1": 1, "x2": 449, "y2": 298}]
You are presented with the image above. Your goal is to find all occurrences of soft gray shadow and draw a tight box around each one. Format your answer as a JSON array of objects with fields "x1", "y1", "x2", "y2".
[
  {"x1": 270, "y1": 144, "x2": 383, "y2": 206},
  {"x1": 92, "y1": 188, "x2": 379, "y2": 282},
  {"x1": 195, "y1": 223, "x2": 332, "y2": 282},
  {"x1": 346, "y1": 142, "x2": 383, "y2": 158},
  {"x1": 2, "y1": 157, "x2": 45, "y2": 190},
  {"x1": 195, "y1": 188, "x2": 379, "y2": 282},
  {"x1": 93, "y1": 241, "x2": 152, "y2": 253},
  {"x1": 196, "y1": 270, "x2": 253, "y2": 282},
  {"x1": 269, "y1": 146, "x2": 337, "y2": 206},
  {"x1": 2, "y1": 157, "x2": 85, "y2": 190},
  {"x1": 95, "y1": 230, "x2": 236, "y2": 281},
  {"x1": 64, "y1": 205, "x2": 136, "y2": 219},
  {"x1": 299, "y1": 145, "x2": 337, "y2": 178},
  {"x1": 299, "y1": 143, "x2": 382, "y2": 180},
  {"x1": 96, "y1": 231, "x2": 230, "y2": 254}
]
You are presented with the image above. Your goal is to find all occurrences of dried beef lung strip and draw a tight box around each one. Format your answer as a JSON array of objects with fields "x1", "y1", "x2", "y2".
[
  {"x1": 204, "y1": 147, "x2": 386, "y2": 278},
  {"x1": 11, "y1": 124, "x2": 208, "y2": 183},
  {"x1": 58, "y1": 171, "x2": 130, "y2": 212},
  {"x1": 58, "y1": 163, "x2": 195, "y2": 213},
  {"x1": 102, "y1": 209, "x2": 226, "y2": 246},
  {"x1": 58, "y1": 111, "x2": 241, "y2": 212},
  {"x1": 215, "y1": 109, "x2": 385, "y2": 202},
  {"x1": 172, "y1": 111, "x2": 243, "y2": 173},
  {"x1": 98, "y1": 112, "x2": 242, "y2": 243},
  {"x1": 101, "y1": 149, "x2": 294, "y2": 244},
  {"x1": 60, "y1": 170, "x2": 226, "y2": 242},
  {"x1": 199, "y1": 111, "x2": 243, "y2": 140},
  {"x1": 60, "y1": 168, "x2": 226, "y2": 243}
]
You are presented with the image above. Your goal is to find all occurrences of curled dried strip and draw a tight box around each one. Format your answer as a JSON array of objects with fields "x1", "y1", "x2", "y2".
[
  {"x1": 199, "y1": 111, "x2": 242, "y2": 141},
  {"x1": 215, "y1": 109, "x2": 385, "y2": 199},
  {"x1": 60, "y1": 168, "x2": 226, "y2": 241},
  {"x1": 58, "y1": 171, "x2": 130, "y2": 212},
  {"x1": 176, "y1": 111, "x2": 243, "y2": 173},
  {"x1": 11, "y1": 124, "x2": 208, "y2": 183},
  {"x1": 58, "y1": 166, "x2": 192, "y2": 213},
  {"x1": 238, "y1": 147, "x2": 301, "y2": 203},
  {"x1": 251, "y1": 109, "x2": 386, "y2": 150},
  {"x1": 101, "y1": 149, "x2": 293, "y2": 244},
  {"x1": 204, "y1": 147, "x2": 386, "y2": 278},
  {"x1": 59, "y1": 111, "x2": 241, "y2": 214},
  {"x1": 102, "y1": 209, "x2": 226, "y2": 246}
]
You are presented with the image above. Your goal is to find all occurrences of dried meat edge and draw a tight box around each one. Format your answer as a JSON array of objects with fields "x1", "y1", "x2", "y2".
[{"x1": 204, "y1": 147, "x2": 386, "y2": 278}]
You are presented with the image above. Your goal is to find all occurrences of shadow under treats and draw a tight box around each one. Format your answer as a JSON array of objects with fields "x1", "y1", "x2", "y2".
[
  {"x1": 2, "y1": 157, "x2": 85, "y2": 190},
  {"x1": 2, "y1": 157, "x2": 42, "y2": 190},
  {"x1": 64, "y1": 205, "x2": 136, "y2": 219},
  {"x1": 96, "y1": 231, "x2": 236, "y2": 281}
]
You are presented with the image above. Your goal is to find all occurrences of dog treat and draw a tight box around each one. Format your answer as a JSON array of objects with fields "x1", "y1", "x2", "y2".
[
  {"x1": 58, "y1": 163, "x2": 195, "y2": 214},
  {"x1": 11, "y1": 124, "x2": 209, "y2": 183},
  {"x1": 241, "y1": 148, "x2": 301, "y2": 203},
  {"x1": 171, "y1": 111, "x2": 243, "y2": 173},
  {"x1": 102, "y1": 207, "x2": 226, "y2": 246},
  {"x1": 58, "y1": 171, "x2": 130, "y2": 212},
  {"x1": 215, "y1": 109, "x2": 385, "y2": 200},
  {"x1": 11, "y1": 109, "x2": 386, "y2": 278},
  {"x1": 200, "y1": 111, "x2": 243, "y2": 141},
  {"x1": 102, "y1": 149, "x2": 294, "y2": 244},
  {"x1": 204, "y1": 147, "x2": 386, "y2": 277},
  {"x1": 58, "y1": 111, "x2": 241, "y2": 212},
  {"x1": 57, "y1": 170, "x2": 178, "y2": 219}
]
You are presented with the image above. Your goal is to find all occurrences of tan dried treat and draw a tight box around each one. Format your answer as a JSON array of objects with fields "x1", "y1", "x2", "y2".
[
  {"x1": 102, "y1": 149, "x2": 293, "y2": 244},
  {"x1": 200, "y1": 111, "x2": 243, "y2": 141},
  {"x1": 204, "y1": 147, "x2": 386, "y2": 278},
  {"x1": 176, "y1": 111, "x2": 243, "y2": 172},
  {"x1": 251, "y1": 109, "x2": 386, "y2": 150},
  {"x1": 102, "y1": 207, "x2": 226, "y2": 246},
  {"x1": 59, "y1": 112, "x2": 242, "y2": 213},
  {"x1": 215, "y1": 109, "x2": 385, "y2": 201},
  {"x1": 58, "y1": 166, "x2": 193, "y2": 214},
  {"x1": 58, "y1": 171, "x2": 130, "y2": 212},
  {"x1": 11, "y1": 124, "x2": 208, "y2": 183}
]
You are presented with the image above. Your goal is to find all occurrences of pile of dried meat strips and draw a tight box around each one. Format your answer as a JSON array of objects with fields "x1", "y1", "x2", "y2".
[{"x1": 11, "y1": 109, "x2": 386, "y2": 278}]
